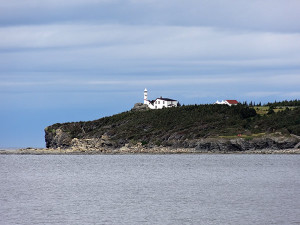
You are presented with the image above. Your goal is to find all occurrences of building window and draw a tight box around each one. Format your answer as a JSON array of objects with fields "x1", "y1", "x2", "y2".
[
  {"x1": 158, "y1": 101, "x2": 160, "y2": 104},
  {"x1": 163, "y1": 101, "x2": 165, "y2": 104}
]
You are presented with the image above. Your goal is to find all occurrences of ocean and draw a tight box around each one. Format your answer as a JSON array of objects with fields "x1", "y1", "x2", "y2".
[{"x1": 0, "y1": 154, "x2": 299, "y2": 225}]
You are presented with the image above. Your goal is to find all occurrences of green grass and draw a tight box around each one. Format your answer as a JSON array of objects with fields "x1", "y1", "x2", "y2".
[{"x1": 252, "y1": 106, "x2": 296, "y2": 115}]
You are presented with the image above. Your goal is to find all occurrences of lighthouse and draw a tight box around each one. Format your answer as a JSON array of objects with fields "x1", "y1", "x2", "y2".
[{"x1": 144, "y1": 88, "x2": 148, "y2": 104}]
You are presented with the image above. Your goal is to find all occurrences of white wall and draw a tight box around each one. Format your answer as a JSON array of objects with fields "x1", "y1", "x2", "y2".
[{"x1": 153, "y1": 99, "x2": 178, "y2": 109}]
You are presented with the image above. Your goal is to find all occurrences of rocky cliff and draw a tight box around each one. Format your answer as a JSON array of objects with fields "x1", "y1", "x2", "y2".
[
  {"x1": 45, "y1": 128, "x2": 299, "y2": 152},
  {"x1": 44, "y1": 104, "x2": 300, "y2": 152}
]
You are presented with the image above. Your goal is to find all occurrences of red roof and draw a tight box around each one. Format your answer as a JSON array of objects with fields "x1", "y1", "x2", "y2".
[{"x1": 225, "y1": 100, "x2": 239, "y2": 104}]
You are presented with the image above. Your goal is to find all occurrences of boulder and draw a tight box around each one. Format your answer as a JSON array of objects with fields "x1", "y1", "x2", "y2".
[{"x1": 131, "y1": 103, "x2": 150, "y2": 111}]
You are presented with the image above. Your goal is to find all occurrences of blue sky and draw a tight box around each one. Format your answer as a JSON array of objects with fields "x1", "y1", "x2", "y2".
[{"x1": 1, "y1": 0, "x2": 300, "y2": 148}]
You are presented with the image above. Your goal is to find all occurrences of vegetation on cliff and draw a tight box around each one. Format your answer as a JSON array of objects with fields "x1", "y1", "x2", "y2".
[{"x1": 45, "y1": 101, "x2": 300, "y2": 148}]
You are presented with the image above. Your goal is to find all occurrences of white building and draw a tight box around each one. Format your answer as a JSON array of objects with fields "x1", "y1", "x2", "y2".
[
  {"x1": 215, "y1": 100, "x2": 239, "y2": 106},
  {"x1": 144, "y1": 88, "x2": 178, "y2": 109}
]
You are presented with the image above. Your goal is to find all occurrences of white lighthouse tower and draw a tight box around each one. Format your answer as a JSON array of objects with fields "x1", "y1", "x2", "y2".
[{"x1": 144, "y1": 88, "x2": 148, "y2": 104}]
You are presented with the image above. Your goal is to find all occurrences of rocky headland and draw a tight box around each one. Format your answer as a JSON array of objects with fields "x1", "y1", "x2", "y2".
[{"x1": 2, "y1": 103, "x2": 299, "y2": 154}]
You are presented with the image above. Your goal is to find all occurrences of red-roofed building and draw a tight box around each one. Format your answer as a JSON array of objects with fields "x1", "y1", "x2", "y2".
[
  {"x1": 215, "y1": 100, "x2": 239, "y2": 106},
  {"x1": 225, "y1": 100, "x2": 239, "y2": 105}
]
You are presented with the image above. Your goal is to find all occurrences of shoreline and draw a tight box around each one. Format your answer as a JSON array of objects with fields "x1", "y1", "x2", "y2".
[{"x1": 1, "y1": 147, "x2": 300, "y2": 155}]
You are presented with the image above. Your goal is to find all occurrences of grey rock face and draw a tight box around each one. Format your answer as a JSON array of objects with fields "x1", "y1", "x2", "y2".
[
  {"x1": 193, "y1": 136, "x2": 299, "y2": 152},
  {"x1": 131, "y1": 103, "x2": 150, "y2": 111},
  {"x1": 45, "y1": 126, "x2": 115, "y2": 149},
  {"x1": 45, "y1": 128, "x2": 72, "y2": 148},
  {"x1": 70, "y1": 135, "x2": 113, "y2": 150},
  {"x1": 45, "y1": 124, "x2": 299, "y2": 151}
]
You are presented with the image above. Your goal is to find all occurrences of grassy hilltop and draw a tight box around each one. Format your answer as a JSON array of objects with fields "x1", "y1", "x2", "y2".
[{"x1": 46, "y1": 100, "x2": 300, "y2": 148}]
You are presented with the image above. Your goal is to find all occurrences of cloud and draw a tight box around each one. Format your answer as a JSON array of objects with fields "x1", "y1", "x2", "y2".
[
  {"x1": 245, "y1": 91, "x2": 281, "y2": 97},
  {"x1": 245, "y1": 91, "x2": 300, "y2": 99},
  {"x1": 0, "y1": 2, "x2": 299, "y2": 101},
  {"x1": 283, "y1": 92, "x2": 300, "y2": 97},
  {"x1": 1, "y1": 73, "x2": 299, "y2": 89},
  {"x1": 1, "y1": 24, "x2": 300, "y2": 75},
  {"x1": 1, "y1": 0, "x2": 300, "y2": 32}
]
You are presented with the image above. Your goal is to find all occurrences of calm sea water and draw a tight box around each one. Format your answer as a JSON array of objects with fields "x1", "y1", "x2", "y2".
[{"x1": 0, "y1": 154, "x2": 299, "y2": 225}]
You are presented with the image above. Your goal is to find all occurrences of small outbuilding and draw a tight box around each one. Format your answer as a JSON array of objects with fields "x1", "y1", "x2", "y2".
[{"x1": 215, "y1": 100, "x2": 239, "y2": 106}]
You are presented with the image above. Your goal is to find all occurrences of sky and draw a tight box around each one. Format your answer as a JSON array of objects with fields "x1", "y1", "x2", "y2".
[{"x1": 1, "y1": 0, "x2": 300, "y2": 148}]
